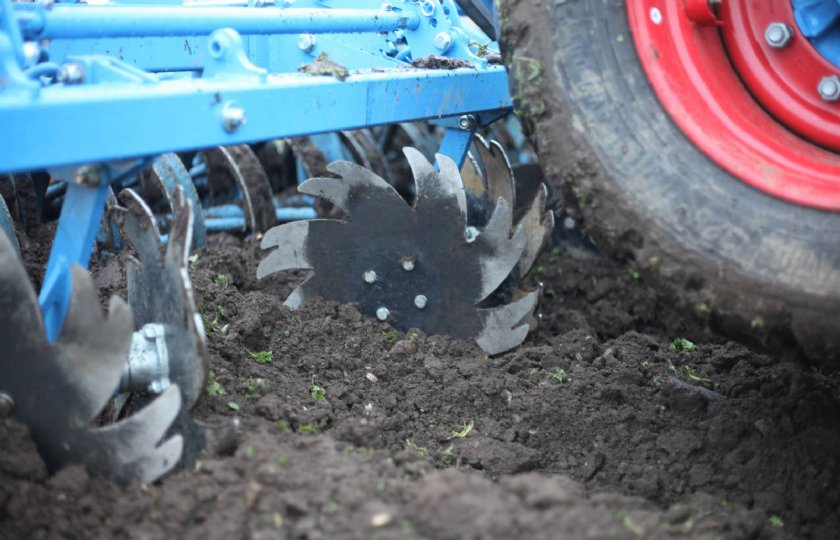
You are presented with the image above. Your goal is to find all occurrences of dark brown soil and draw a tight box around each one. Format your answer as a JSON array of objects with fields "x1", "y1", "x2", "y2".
[
  {"x1": 2, "y1": 224, "x2": 839, "y2": 539},
  {"x1": 412, "y1": 55, "x2": 476, "y2": 70}
]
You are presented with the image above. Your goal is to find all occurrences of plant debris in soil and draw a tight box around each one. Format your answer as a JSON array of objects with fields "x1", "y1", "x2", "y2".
[
  {"x1": 1, "y1": 225, "x2": 839, "y2": 539},
  {"x1": 297, "y1": 52, "x2": 349, "y2": 81}
]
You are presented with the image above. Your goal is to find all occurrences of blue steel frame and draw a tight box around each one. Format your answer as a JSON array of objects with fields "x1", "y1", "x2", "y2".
[{"x1": 0, "y1": 0, "x2": 513, "y2": 340}]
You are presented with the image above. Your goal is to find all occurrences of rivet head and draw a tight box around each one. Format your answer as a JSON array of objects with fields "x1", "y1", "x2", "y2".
[
  {"x1": 400, "y1": 256, "x2": 416, "y2": 271},
  {"x1": 376, "y1": 307, "x2": 390, "y2": 321},
  {"x1": 465, "y1": 226, "x2": 479, "y2": 243},
  {"x1": 414, "y1": 295, "x2": 428, "y2": 309},
  {"x1": 363, "y1": 270, "x2": 378, "y2": 283},
  {"x1": 818, "y1": 75, "x2": 840, "y2": 102}
]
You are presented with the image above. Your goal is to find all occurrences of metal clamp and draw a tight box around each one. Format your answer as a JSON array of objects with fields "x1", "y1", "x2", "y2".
[{"x1": 119, "y1": 323, "x2": 171, "y2": 394}]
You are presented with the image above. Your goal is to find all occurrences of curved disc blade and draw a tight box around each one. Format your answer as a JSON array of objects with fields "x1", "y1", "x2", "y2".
[
  {"x1": 0, "y1": 231, "x2": 183, "y2": 484},
  {"x1": 204, "y1": 145, "x2": 276, "y2": 233}
]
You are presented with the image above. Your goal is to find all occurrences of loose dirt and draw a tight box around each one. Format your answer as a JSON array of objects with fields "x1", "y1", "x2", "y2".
[{"x1": 1, "y1": 217, "x2": 839, "y2": 539}]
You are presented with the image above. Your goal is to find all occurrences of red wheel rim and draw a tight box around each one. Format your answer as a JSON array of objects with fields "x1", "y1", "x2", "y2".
[
  {"x1": 628, "y1": 1, "x2": 840, "y2": 211},
  {"x1": 720, "y1": 0, "x2": 840, "y2": 152}
]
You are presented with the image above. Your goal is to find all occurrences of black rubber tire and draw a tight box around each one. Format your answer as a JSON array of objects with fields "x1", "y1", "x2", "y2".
[{"x1": 499, "y1": 0, "x2": 840, "y2": 366}]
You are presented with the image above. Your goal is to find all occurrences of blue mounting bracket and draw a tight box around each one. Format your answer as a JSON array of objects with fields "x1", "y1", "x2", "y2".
[{"x1": 38, "y1": 160, "x2": 150, "y2": 341}]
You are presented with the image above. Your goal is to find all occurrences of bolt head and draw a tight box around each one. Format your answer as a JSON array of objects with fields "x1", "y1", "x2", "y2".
[
  {"x1": 414, "y1": 295, "x2": 428, "y2": 309},
  {"x1": 376, "y1": 307, "x2": 390, "y2": 321},
  {"x1": 765, "y1": 22, "x2": 792, "y2": 48},
  {"x1": 74, "y1": 164, "x2": 102, "y2": 186},
  {"x1": 222, "y1": 102, "x2": 247, "y2": 132},
  {"x1": 433, "y1": 32, "x2": 452, "y2": 52},
  {"x1": 22, "y1": 42, "x2": 41, "y2": 68},
  {"x1": 818, "y1": 75, "x2": 840, "y2": 101},
  {"x1": 297, "y1": 34, "x2": 316, "y2": 53},
  {"x1": 458, "y1": 114, "x2": 477, "y2": 131},
  {"x1": 363, "y1": 270, "x2": 378, "y2": 283},
  {"x1": 57, "y1": 62, "x2": 84, "y2": 85},
  {"x1": 400, "y1": 257, "x2": 416, "y2": 271}
]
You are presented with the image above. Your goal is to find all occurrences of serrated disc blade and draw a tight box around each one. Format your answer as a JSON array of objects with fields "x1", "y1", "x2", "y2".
[
  {"x1": 476, "y1": 291, "x2": 537, "y2": 355},
  {"x1": 259, "y1": 146, "x2": 544, "y2": 355}
]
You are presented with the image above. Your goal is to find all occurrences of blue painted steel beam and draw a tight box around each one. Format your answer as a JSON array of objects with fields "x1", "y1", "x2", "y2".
[
  {"x1": 0, "y1": 66, "x2": 511, "y2": 172},
  {"x1": 151, "y1": 153, "x2": 207, "y2": 248},
  {"x1": 38, "y1": 181, "x2": 111, "y2": 341},
  {"x1": 16, "y1": 6, "x2": 419, "y2": 40},
  {"x1": 437, "y1": 126, "x2": 476, "y2": 169}
]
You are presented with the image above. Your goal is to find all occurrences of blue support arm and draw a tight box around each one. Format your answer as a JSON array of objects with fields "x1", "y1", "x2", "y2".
[{"x1": 38, "y1": 180, "x2": 111, "y2": 341}]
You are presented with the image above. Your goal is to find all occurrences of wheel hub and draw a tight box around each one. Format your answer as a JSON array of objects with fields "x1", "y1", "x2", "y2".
[
  {"x1": 720, "y1": 0, "x2": 840, "y2": 152},
  {"x1": 628, "y1": 0, "x2": 840, "y2": 210}
]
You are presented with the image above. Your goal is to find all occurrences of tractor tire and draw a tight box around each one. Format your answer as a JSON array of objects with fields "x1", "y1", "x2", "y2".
[{"x1": 499, "y1": 0, "x2": 840, "y2": 365}]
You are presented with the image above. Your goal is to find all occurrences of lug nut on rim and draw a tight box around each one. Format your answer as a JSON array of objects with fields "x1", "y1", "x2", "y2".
[
  {"x1": 818, "y1": 75, "x2": 840, "y2": 102},
  {"x1": 764, "y1": 22, "x2": 792, "y2": 48}
]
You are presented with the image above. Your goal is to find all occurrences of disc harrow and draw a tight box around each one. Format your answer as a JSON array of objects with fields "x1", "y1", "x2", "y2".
[
  {"x1": 0, "y1": 0, "x2": 553, "y2": 485},
  {"x1": 0, "y1": 186, "x2": 206, "y2": 484}
]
